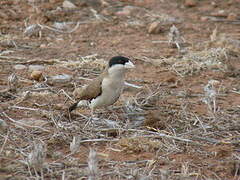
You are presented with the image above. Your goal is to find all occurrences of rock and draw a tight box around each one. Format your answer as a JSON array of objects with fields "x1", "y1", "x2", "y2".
[
  {"x1": 0, "y1": 119, "x2": 8, "y2": 132},
  {"x1": 14, "y1": 64, "x2": 27, "y2": 70},
  {"x1": 40, "y1": 44, "x2": 47, "y2": 48},
  {"x1": 30, "y1": 70, "x2": 43, "y2": 81},
  {"x1": 29, "y1": 65, "x2": 45, "y2": 71},
  {"x1": 148, "y1": 21, "x2": 163, "y2": 34},
  {"x1": 184, "y1": 0, "x2": 197, "y2": 7},
  {"x1": 62, "y1": 0, "x2": 77, "y2": 9},
  {"x1": 227, "y1": 13, "x2": 238, "y2": 21},
  {"x1": 48, "y1": 74, "x2": 72, "y2": 84}
]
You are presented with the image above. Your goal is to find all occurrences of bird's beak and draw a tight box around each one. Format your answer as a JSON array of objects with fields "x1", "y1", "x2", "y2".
[{"x1": 124, "y1": 60, "x2": 135, "y2": 69}]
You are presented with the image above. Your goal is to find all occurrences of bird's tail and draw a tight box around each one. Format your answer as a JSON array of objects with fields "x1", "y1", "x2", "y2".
[{"x1": 68, "y1": 101, "x2": 79, "y2": 112}]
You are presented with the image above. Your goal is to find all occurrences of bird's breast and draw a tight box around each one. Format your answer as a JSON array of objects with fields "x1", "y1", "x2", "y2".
[{"x1": 90, "y1": 76, "x2": 125, "y2": 109}]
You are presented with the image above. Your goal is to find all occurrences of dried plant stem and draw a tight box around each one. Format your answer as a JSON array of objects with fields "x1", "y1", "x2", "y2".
[
  {"x1": 1, "y1": 112, "x2": 50, "y2": 132},
  {"x1": 37, "y1": 21, "x2": 82, "y2": 34},
  {"x1": 0, "y1": 130, "x2": 9, "y2": 155},
  {"x1": 88, "y1": 148, "x2": 99, "y2": 180}
]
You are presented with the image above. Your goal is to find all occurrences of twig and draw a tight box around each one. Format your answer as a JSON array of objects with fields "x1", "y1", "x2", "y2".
[
  {"x1": 124, "y1": 82, "x2": 142, "y2": 89},
  {"x1": 1, "y1": 112, "x2": 50, "y2": 132},
  {"x1": 191, "y1": 136, "x2": 219, "y2": 144},
  {"x1": 127, "y1": 129, "x2": 193, "y2": 143},
  {"x1": 0, "y1": 57, "x2": 58, "y2": 65},
  {"x1": 37, "y1": 21, "x2": 83, "y2": 34},
  {"x1": 230, "y1": 90, "x2": 240, "y2": 95},
  {"x1": 0, "y1": 55, "x2": 28, "y2": 61},
  {"x1": 79, "y1": 138, "x2": 119, "y2": 143},
  {"x1": 152, "y1": 40, "x2": 169, "y2": 44},
  {"x1": 0, "y1": 130, "x2": 9, "y2": 155},
  {"x1": 58, "y1": 89, "x2": 74, "y2": 102},
  {"x1": 193, "y1": 114, "x2": 207, "y2": 133},
  {"x1": 10, "y1": 106, "x2": 39, "y2": 111}
]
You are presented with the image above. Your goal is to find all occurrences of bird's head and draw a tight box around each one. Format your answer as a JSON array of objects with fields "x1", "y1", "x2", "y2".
[
  {"x1": 108, "y1": 56, "x2": 135, "y2": 77},
  {"x1": 109, "y1": 56, "x2": 135, "y2": 69}
]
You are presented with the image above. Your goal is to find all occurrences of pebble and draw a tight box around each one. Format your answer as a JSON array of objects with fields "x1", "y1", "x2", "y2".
[
  {"x1": 30, "y1": 70, "x2": 43, "y2": 81},
  {"x1": 227, "y1": 13, "x2": 238, "y2": 21},
  {"x1": 14, "y1": 64, "x2": 27, "y2": 70},
  {"x1": 62, "y1": 0, "x2": 77, "y2": 9},
  {"x1": 29, "y1": 65, "x2": 45, "y2": 71},
  {"x1": 49, "y1": 74, "x2": 72, "y2": 84},
  {"x1": 148, "y1": 21, "x2": 163, "y2": 34},
  {"x1": 184, "y1": 0, "x2": 197, "y2": 7}
]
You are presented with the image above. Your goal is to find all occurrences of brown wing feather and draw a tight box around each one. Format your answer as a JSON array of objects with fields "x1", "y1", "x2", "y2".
[
  {"x1": 69, "y1": 71, "x2": 107, "y2": 112},
  {"x1": 78, "y1": 75, "x2": 103, "y2": 100}
]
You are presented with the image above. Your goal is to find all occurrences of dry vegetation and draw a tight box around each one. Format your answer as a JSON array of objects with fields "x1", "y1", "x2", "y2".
[{"x1": 0, "y1": 0, "x2": 240, "y2": 179}]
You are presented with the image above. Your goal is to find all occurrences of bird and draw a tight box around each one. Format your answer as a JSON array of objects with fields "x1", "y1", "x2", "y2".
[{"x1": 68, "y1": 56, "x2": 135, "y2": 115}]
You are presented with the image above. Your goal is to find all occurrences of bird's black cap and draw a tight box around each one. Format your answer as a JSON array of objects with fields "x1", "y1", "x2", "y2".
[{"x1": 109, "y1": 56, "x2": 130, "y2": 67}]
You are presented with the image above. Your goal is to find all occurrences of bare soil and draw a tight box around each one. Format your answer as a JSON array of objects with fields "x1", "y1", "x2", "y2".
[{"x1": 0, "y1": 0, "x2": 240, "y2": 179}]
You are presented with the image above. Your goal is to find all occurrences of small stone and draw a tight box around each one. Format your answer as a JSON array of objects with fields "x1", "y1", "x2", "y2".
[
  {"x1": 49, "y1": 74, "x2": 72, "y2": 84},
  {"x1": 14, "y1": 64, "x2": 27, "y2": 70},
  {"x1": 40, "y1": 44, "x2": 47, "y2": 48},
  {"x1": 148, "y1": 21, "x2": 163, "y2": 34},
  {"x1": 184, "y1": 0, "x2": 197, "y2": 7},
  {"x1": 227, "y1": 13, "x2": 238, "y2": 21},
  {"x1": 62, "y1": 0, "x2": 77, "y2": 9},
  {"x1": 29, "y1": 65, "x2": 45, "y2": 71},
  {"x1": 30, "y1": 70, "x2": 43, "y2": 81}
]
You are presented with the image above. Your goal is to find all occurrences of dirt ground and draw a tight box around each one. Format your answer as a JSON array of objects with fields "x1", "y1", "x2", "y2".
[{"x1": 0, "y1": 0, "x2": 240, "y2": 179}]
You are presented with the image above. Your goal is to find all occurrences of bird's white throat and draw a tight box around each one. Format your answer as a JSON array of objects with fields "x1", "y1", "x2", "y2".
[{"x1": 108, "y1": 64, "x2": 127, "y2": 78}]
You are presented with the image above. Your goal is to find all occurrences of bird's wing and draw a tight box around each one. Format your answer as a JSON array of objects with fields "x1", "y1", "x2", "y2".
[
  {"x1": 79, "y1": 74, "x2": 104, "y2": 100},
  {"x1": 69, "y1": 71, "x2": 107, "y2": 112}
]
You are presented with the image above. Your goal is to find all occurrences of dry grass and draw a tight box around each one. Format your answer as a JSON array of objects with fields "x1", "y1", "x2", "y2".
[{"x1": 1, "y1": 66, "x2": 239, "y2": 179}]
